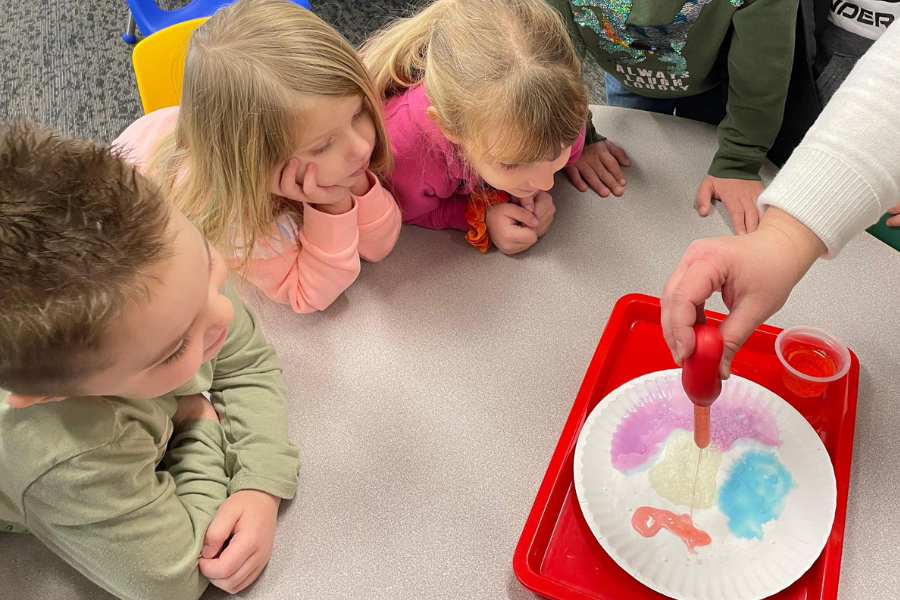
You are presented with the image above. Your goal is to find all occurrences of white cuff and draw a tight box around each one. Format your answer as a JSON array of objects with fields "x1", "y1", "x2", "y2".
[{"x1": 758, "y1": 147, "x2": 884, "y2": 257}]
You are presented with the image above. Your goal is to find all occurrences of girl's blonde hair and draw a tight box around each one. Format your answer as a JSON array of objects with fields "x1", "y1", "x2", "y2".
[
  {"x1": 361, "y1": 0, "x2": 587, "y2": 165},
  {"x1": 149, "y1": 0, "x2": 392, "y2": 267}
]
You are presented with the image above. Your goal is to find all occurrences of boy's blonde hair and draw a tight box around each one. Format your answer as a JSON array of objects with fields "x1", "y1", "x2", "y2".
[
  {"x1": 149, "y1": 0, "x2": 392, "y2": 267},
  {"x1": 362, "y1": 0, "x2": 588, "y2": 165},
  {"x1": 0, "y1": 122, "x2": 173, "y2": 396}
]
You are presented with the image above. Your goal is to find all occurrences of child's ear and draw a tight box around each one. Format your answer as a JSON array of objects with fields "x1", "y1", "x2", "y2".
[
  {"x1": 425, "y1": 107, "x2": 462, "y2": 145},
  {"x1": 6, "y1": 394, "x2": 63, "y2": 408}
]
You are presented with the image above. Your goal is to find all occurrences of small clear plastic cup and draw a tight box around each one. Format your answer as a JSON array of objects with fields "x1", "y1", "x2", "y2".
[{"x1": 775, "y1": 326, "x2": 851, "y2": 398}]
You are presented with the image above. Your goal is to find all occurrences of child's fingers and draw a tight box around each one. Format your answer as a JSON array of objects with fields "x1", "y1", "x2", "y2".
[
  {"x1": 504, "y1": 203, "x2": 540, "y2": 227},
  {"x1": 517, "y1": 193, "x2": 536, "y2": 213},
  {"x1": 888, "y1": 200, "x2": 900, "y2": 226},
  {"x1": 200, "y1": 532, "x2": 256, "y2": 580},
  {"x1": 564, "y1": 164, "x2": 589, "y2": 192},
  {"x1": 532, "y1": 192, "x2": 552, "y2": 214},
  {"x1": 722, "y1": 198, "x2": 747, "y2": 235},
  {"x1": 695, "y1": 179, "x2": 714, "y2": 217},
  {"x1": 607, "y1": 140, "x2": 631, "y2": 167},
  {"x1": 577, "y1": 164, "x2": 610, "y2": 197},
  {"x1": 207, "y1": 550, "x2": 262, "y2": 594},
  {"x1": 595, "y1": 160, "x2": 624, "y2": 196},
  {"x1": 535, "y1": 203, "x2": 556, "y2": 236},
  {"x1": 743, "y1": 199, "x2": 760, "y2": 233},
  {"x1": 225, "y1": 562, "x2": 266, "y2": 595},
  {"x1": 301, "y1": 163, "x2": 322, "y2": 201},
  {"x1": 493, "y1": 225, "x2": 536, "y2": 254},
  {"x1": 598, "y1": 153, "x2": 626, "y2": 194},
  {"x1": 505, "y1": 225, "x2": 538, "y2": 250},
  {"x1": 278, "y1": 158, "x2": 304, "y2": 201},
  {"x1": 201, "y1": 502, "x2": 242, "y2": 559},
  {"x1": 271, "y1": 167, "x2": 285, "y2": 197},
  {"x1": 533, "y1": 193, "x2": 555, "y2": 221}
]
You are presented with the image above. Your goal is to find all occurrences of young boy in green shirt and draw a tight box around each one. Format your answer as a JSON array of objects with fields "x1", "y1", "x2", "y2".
[
  {"x1": 0, "y1": 122, "x2": 300, "y2": 599},
  {"x1": 550, "y1": 0, "x2": 798, "y2": 235}
]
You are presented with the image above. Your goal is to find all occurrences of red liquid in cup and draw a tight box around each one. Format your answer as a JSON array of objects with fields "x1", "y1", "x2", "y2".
[{"x1": 781, "y1": 337, "x2": 839, "y2": 397}]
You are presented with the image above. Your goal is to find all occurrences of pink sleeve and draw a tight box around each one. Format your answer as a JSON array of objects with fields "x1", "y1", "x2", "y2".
[
  {"x1": 384, "y1": 96, "x2": 471, "y2": 232},
  {"x1": 112, "y1": 106, "x2": 181, "y2": 168},
  {"x1": 386, "y1": 151, "x2": 470, "y2": 231},
  {"x1": 399, "y1": 187, "x2": 470, "y2": 232},
  {"x1": 566, "y1": 125, "x2": 588, "y2": 166},
  {"x1": 355, "y1": 173, "x2": 402, "y2": 262},
  {"x1": 243, "y1": 206, "x2": 361, "y2": 313}
]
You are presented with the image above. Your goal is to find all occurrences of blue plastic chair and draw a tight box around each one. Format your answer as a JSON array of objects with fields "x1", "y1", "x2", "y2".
[{"x1": 122, "y1": 0, "x2": 312, "y2": 43}]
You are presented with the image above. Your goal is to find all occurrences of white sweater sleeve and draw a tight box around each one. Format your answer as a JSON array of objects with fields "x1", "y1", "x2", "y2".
[{"x1": 758, "y1": 23, "x2": 900, "y2": 256}]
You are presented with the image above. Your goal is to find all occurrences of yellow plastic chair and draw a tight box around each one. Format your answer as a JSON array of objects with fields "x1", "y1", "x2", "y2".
[{"x1": 132, "y1": 17, "x2": 208, "y2": 114}]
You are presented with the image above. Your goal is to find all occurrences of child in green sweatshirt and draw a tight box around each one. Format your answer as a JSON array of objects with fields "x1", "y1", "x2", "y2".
[
  {"x1": 549, "y1": 0, "x2": 799, "y2": 235},
  {"x1": 0, "y1": 122, "x2": 300, "y2": 600}
]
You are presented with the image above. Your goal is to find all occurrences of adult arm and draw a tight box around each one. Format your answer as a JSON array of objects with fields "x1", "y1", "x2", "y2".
[{"x1": 662, "y1": 23, "x2": 900, "y2": 370}]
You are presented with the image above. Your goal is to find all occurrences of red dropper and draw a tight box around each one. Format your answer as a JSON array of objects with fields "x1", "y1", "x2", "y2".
[{"x1": 682, "y1": 323, "x2": 724, "y2": 448}]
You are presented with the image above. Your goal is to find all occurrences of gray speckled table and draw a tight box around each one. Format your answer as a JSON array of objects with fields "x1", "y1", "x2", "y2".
[{"x1": 1, "y1": 107, "x2": 897, "y2": 600}]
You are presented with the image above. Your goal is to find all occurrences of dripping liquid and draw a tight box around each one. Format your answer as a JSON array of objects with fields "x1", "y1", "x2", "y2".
[{"x1": 690, "y1": 447, "x2": 703, "y2": 520}]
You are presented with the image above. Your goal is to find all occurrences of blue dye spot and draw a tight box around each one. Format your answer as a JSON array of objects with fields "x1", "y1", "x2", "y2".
[{"x1": 718, "y1": 451, "x2": 794, "y2": 540}]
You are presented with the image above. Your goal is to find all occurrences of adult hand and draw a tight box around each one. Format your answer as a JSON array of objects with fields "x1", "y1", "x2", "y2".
[
  {"x1": 272, "y1": 158, "x2": 353, "y2": 215},
  {"x1": 564, "y1": 140, "x2": 630, "y2": 197},
  {"x1": 200, "y1": 489, "x2": 281, "y2": 594},
  {"x1": 695, "y1": 176, "x2": 764, "y2": 235},
  {"x1": 661, "y1": 208, "x2": 826, "y2": 377},
  {"x1": 887, "y1": 199, "x2": 900, "y2": 227},
  {"x1": 485, "y1": 202, "x2": 539, "y2": 255}
]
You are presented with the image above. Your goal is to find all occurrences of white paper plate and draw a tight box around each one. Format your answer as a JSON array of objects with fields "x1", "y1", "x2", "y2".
[{"x1": 573, "y1": 369, "x2": 836, "y2": 600}]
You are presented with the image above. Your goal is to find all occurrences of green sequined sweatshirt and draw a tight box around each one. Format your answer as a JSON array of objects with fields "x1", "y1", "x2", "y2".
[{"x1": 549, "y1": 0, "x2": 799, "y2": 180}]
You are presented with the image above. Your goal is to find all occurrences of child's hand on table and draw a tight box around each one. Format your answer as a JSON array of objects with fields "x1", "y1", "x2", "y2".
[
  {"x1": 273, "y1": 157, "x2": 354, "y2": 215},
  {"x1": 887, "y1": 200, "x2": 900, "y2": 227},
  {"x1": 200, "y1": 489, "x2": 281, "y2": 594},
  {"x1": 695, "y1": 176, "x2": 764, "y2": 235},
  {"x1": 485, "y1": 202, "x2": 539, "y2": 255},
  {"x1": 564, "y1": 140, "x2": 630, "y2": 197}
]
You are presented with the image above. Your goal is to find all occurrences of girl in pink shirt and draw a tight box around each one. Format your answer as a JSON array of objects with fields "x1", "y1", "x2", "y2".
[
  {"x1": 115, "y1": 0, "x2": 401, "y2": 313},
  {"x1": 362, "y1": 0, "x2": 588, "y2": 255}
]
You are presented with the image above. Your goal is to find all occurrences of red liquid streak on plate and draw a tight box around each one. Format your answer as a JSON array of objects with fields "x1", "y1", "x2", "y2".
[{"x1": 631, "y1": 507, "x2": 711, "y2": 554}]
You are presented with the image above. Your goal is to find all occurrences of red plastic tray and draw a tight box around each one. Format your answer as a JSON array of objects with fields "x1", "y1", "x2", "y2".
[{"x1": 514, "y1": 294, "x2": 858, "y2": 600}]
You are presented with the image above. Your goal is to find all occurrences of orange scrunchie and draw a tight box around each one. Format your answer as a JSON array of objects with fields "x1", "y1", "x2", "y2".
[{"x1": 465, "y1": 187, "x2": 510, "y2": 253}]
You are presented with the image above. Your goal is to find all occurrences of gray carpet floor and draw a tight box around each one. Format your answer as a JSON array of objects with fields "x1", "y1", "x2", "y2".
[{"x1": 0, "y1": 0, "x2": 605, "y2": 144}]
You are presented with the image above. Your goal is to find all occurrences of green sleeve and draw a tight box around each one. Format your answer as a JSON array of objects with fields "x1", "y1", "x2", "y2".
[
  {"x1": 210, "y1": 289, "x2": 300, "y2": 499},
  {"x1": 585, "y1": 107, "x2": 607, "y2": 145},
  {"x1": 22, "y1": 420, "x2": 228, "y2": 600},
  {"x1": 712, "y1": 0, "x2": 799, "y2": 180}
]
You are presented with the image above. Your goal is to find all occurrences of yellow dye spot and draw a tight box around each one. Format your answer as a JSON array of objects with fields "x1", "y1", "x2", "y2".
[{"x1": 649, "y1": 431, "x2": 722, "y2": 509}]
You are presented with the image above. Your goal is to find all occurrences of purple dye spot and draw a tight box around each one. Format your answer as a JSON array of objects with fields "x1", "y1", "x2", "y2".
[{"x1": 610, "y1": 378, "x2": 780, "y2": 472}]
